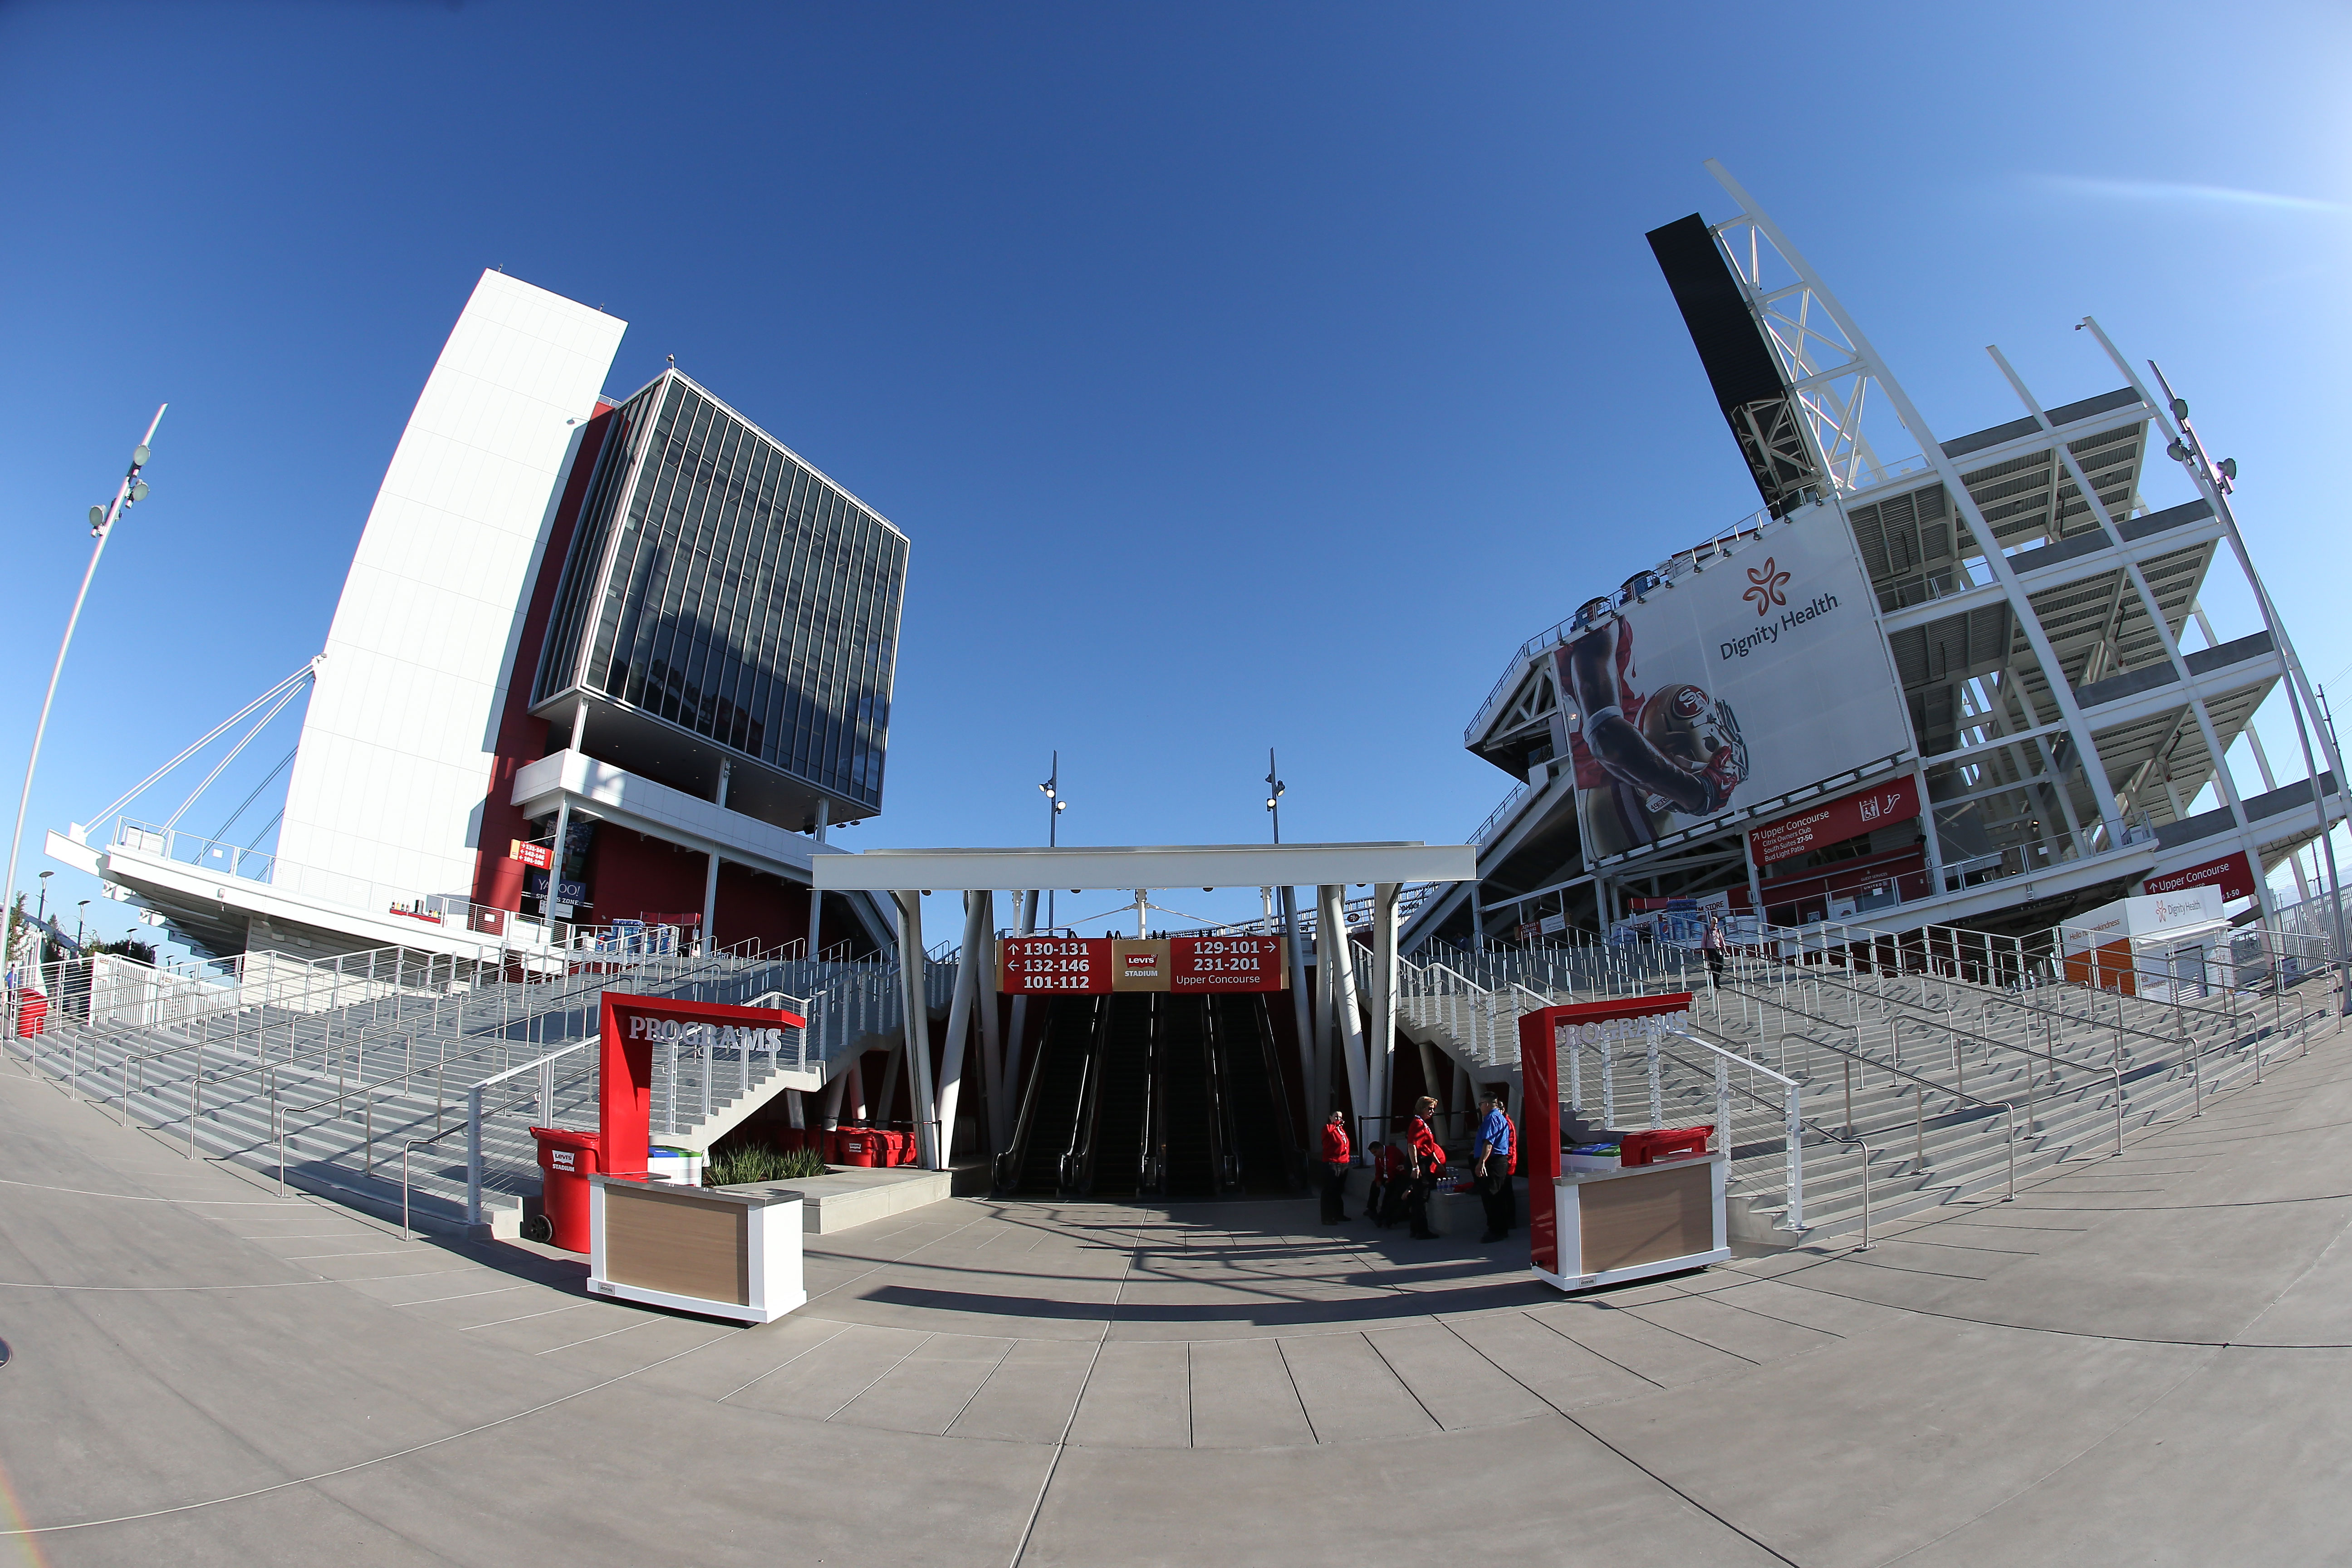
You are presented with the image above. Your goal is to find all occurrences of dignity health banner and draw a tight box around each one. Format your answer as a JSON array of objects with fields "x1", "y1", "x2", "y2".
[{"x1": 1557, "y1": 498, "x2": 1912, "y2": 865}]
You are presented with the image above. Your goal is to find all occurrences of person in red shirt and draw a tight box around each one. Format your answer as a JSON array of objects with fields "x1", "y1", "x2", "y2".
[
  {"x1": 1404, "y1": 1097, "x2": 1446, "y2": 1240},
  {"x1": 1318, "y1": 1111, "x2": 1351, "y2": 1224}
]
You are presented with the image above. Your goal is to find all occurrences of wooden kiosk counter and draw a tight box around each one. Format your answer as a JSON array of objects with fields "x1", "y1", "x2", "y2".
[
  {"x1": 1519, "y1": 993, "x2": 1732, "y2": 1293},
  {"x1": 588, "y1": 1176, "x2": 805, "y2": 1323}
]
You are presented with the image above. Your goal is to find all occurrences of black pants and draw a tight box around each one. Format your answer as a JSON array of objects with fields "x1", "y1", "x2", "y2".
[
  {"x1": 1706, "y1": 950, "x2": 1725, "y2": 985},
  {"x1": 1319, "y1": 1163, "x2": 1348, "y2": 1222},
  {"x1": 1479, "y1": 1167, "x2": 1514, "y2": 1239},
  {"x1": 1405, "y1": 1173, "x2": 1437, "y2": 1238}
]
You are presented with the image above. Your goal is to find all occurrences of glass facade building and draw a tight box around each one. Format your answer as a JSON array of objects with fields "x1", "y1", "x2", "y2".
[{"x1": 533, "y1": 371, "x2": 908, "y2": 822}]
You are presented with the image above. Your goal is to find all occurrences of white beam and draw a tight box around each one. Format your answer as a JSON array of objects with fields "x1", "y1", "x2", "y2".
[{"x1": 814, "y1": 841, "x2": 1476, "y2": 893}]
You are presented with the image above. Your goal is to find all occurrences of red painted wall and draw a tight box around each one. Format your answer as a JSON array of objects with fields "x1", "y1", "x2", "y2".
[{"x1": 471, "y1": 403, "x2": 616, "y2": 911}]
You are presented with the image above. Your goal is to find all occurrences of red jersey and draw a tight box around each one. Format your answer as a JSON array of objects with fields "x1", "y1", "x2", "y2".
[
  {"x1": 1320, "y1": 1123, "x2": 1350, "y2": 1164},
  {"x1": 1407, "y1": 1117, "x2": 1445, "y2": 1171},
  {"x1": 1376, "y1": 1144, "x2": 1411, "y2": 1181},
  {"x1": 1557, "y1": 622, "x2": 1639, "y2": 789}
]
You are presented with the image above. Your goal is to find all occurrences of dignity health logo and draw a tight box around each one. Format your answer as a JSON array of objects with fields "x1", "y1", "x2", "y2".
[
  {"x1": 1744, "y1": 558, "x2": 1791, "y2": 616},
  {"x1": 1720, "y1": 554, "x2": 1840, "y2": 662}
]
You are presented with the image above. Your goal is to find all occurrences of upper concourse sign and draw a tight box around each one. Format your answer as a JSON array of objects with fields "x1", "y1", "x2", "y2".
[{"x1": 809, "y1": 841, "x2": 1479, "y2": 894}]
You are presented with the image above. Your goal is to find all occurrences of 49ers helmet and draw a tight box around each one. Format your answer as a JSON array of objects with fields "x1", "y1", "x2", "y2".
[{"x1": 1635, "y1": 683, "x2": 1749, "y2": 812}]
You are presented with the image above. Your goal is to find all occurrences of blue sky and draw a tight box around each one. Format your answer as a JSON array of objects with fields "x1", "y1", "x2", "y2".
[{"x1": 4, "y1": 1, "x2": 2349, "y2": 951}]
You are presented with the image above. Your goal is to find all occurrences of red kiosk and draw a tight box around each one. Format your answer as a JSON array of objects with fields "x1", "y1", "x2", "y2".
[
  {"x1": 532, "y1": 990, "x2": 817, "y2": 1324},
  {"x1": 1519, "y1": 993, "x2": 1730, "y2": 1293},
  {"x1": 531, "y1": 990, "x2": 806, "y2": 1255}
]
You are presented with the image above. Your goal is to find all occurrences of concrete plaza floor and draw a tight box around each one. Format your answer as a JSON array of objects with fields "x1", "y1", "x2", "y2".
[{"x1": 7, "y1": 1015, "x2": 2352, "y2": 1566}]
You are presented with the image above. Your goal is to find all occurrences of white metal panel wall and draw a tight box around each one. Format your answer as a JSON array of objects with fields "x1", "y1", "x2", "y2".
[{"x1": 276, "y1": 272, "x2": 627, "y2": 904}]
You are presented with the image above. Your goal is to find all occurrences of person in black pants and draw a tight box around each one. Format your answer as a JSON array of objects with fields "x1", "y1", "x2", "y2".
[
  {"x1": 1474, "y1": 1093, "x2": 1516, "y2": 1243},
  {"x1": 1318, "y1": 1111, "x2": 1351, "y2": 1223},
  {"x1": 1404, "y1": 1098, "x2": 1446, "y2": 1239}
]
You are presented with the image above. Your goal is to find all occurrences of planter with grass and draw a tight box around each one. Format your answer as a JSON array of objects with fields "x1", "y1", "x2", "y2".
[{"x1": 707, "y1": 1144, "x2": 829, "y2": 1187}]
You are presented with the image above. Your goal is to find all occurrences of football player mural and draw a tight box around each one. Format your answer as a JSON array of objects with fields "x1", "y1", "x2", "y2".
[{"x1": 1559, "y1": 574, "x2": 1750, "y2": 859}]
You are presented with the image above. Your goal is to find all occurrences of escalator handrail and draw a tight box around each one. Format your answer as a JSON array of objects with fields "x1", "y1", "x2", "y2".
[
  {"x1": 1202, "y1": 1000, "x2": 1238, "y2": 1191},
  {"x1": 1253, "y1": 993, "x2": 1306, "y2": 1184},
  {"x1": 1134, "y1": 994, "x2": 1160, "y2": 1193},
  {"x1": 997, "y1": 1000, "x2": 1059, "y2": 1190},
  {"x1": 1065, "y1": 995, "x2": 1113, "y2": 1191}
]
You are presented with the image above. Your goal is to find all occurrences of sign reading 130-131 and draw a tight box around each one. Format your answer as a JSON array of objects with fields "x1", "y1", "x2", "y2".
[{"x1": 997, "y1": 936, "x2": 1289, "y2": 995}]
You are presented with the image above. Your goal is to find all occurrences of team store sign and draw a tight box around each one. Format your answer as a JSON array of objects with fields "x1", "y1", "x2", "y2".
[{"x1": 997, "y1": 935, "x2": 1289, "y2": 994}]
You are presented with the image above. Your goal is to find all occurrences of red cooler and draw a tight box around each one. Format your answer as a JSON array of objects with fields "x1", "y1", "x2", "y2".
[
  {"x1": 1620, "y1": 1125, "x2": 1713, "y2": 1167},
  {"x1": 529, "y1": 1127, "x2": 602, "y2": 1252},
  {"x1": 836, "y1": 1129, "x2": 878, "y2": 1168}
]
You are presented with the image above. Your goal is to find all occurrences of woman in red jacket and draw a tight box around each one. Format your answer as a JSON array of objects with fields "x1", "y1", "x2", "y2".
[
  {"x1": 1318, "y1": 1111, "x2": 1351, "y2": 1223},
  {"x1": 1404, "y1": 1097, "x2": 1446, "y2": 1240}
]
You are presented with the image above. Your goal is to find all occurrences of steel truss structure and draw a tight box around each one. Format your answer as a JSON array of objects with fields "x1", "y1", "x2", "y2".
[{"x1": 1415, "y1": 163, "x2": 2351, "y2": 961}]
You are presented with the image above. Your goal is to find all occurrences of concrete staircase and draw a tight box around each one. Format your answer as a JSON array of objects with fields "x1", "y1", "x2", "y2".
[
  {"x1": 5, "y1": 945, "x2": 843, "y2": 1235},
  {"x1": 1390, "y1": 941, "x2": 2340, "y2": 1243}
]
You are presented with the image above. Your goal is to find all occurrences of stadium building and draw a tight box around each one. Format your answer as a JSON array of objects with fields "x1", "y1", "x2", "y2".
[
  {"x1": 50, "y1": 272, "x2": 905, "y2": 962},
  {"x1": 1407, "y1": 165, "x2": 2348, "y2": 956}
]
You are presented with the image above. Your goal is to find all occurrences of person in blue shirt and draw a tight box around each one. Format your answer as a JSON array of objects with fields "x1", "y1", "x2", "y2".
[{"x1": 1474, "y1": 1093, "x2": 1516, "y2": 1243}]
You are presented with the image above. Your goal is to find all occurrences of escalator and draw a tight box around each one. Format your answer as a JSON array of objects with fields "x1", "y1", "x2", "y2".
[
  {"x1": 1002, "y1": 996, "x2": 1102, "y2": 1195},
  {"x1": 1083, "y1": 993, "x2": 1156, "y2": 1196},
  {"x1": 1213, "y1": 994, "x2": 1301, "y2": 1194},
  {"x1": 1155, "y1": 996, "x2": 1221, "y2": 1197}
]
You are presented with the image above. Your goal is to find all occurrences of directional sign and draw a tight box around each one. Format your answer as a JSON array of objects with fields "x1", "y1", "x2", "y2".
[{"x1": 998, "y1": 936, "x2": 1288, "y2": 995}]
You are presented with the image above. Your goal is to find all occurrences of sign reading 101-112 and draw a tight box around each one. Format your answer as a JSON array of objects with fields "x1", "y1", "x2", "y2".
[{"x1": 997, "y1": 936, "x2": 1288, "y2": 995}]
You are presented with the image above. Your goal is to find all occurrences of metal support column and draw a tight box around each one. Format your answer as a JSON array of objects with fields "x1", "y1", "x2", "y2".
[
  {"x1": 1369, "y1": 882, "x2": 1402, "y2": 1140},
  {"x1": 1280, "y1": 885, "x2": 1313, "y2": 1120},
  {"x1": 892, "y1": 891, "x2": 942, "y2": 1168},
  {"x1": 935, "y1": 890, "x2": 988, "y2": 1165},
  {"x1": 805, "y1": 799, "x2": 828, "y2": 957},
  {"x1": 1319, "y1": 884, "x2": 1370, "y2": 1147}
]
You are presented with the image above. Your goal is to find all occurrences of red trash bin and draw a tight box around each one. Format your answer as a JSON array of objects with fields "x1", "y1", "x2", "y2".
[
  {"x1": 878, "y1": 1130, "x2": 916, "y2": 1167},
  {"x1": 836, "y1": 1129, "x2": 877, "y2": 1168},
  {"x1": 529, "y1": 1127, "x2": 602, "y2": 1252},
  {"x1": 14, "y1": 991, "x2": 47, "y2": 1038}
]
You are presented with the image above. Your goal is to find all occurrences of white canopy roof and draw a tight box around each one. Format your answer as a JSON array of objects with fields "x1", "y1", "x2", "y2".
[{"x1": 810, "y1": 841, "x2": 1477, "y2": 893}]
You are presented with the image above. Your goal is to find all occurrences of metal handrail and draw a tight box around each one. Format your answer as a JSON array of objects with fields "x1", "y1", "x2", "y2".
[
  {"x1": 1770, "y1": 1019, "x2": 2016, "y2": 1203},
  {"x1": 1764, "y1": 955, "x2": 2213, "y2": 1066}
]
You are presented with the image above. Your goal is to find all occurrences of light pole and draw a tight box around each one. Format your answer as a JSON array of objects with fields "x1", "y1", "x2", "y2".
[
  {"x1": 1039, "y1": 752, "x2": 1068, "y2": 932},
  {"x1": 3, "y1": 407, "x2": 166, "y2": 994},
  {"x1": 1265, "y1": 750, "x2": 1285, "y2": 845},
  {"x1": 37, "y1": 870, "x2": 51, "y2": 923},
  {"x1": 75, "y1": 900, "x2": 88, "y2": 952}
]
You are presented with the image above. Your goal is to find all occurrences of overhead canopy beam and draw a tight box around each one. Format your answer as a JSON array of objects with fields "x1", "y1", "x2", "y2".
[{"x1": 811, "y1": 841, "x2": 1477, "y2": 893}]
